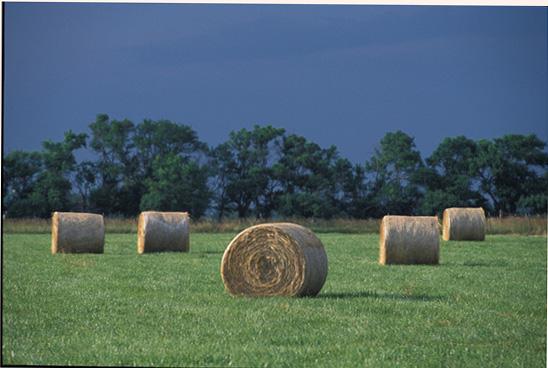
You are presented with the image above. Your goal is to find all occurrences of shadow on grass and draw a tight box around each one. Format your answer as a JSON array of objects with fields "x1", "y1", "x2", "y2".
[
  {"x1": 444, "y1": 261, "x2": 509, "y2": 268},
  {"x1": 198, "y1": 250, "x2": 225, "y2": 255},
  {"x1": 317, "y1": 291, "x2": 444, "y2": 302}
]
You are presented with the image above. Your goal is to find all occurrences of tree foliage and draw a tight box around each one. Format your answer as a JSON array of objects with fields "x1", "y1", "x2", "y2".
[
  {"x1": 140, "y1": 154, "x2": 211, "y2": 217},
  {"x1": 365, "y1": 131, "x2": 423, "y2": 216},
  {"x1": 3, "y1": 131, "x2": 87, "y2": 217},
  {"x1": 3, "y1": 116, "x2": 547, "y2": 218},
  {"x1": 419, "y1": 136, "x2": 485, "y2": 215},
  {"x1": 274, "y1": 134, "x2": 358, "y2": 218},
  {"x1": 3, "y1": 151, "x2": 43, "y2": 216},
  {"x1": 476, "y1": 135, "x2": 548, "y2": 215},
  {"x1": 211, "y1": 125, "x2": 285, "y2": 218}
]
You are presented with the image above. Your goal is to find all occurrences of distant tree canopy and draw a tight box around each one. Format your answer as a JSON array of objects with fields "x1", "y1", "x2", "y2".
[{"x1": 3, "y1": 114, "x2": 547, "y2": 218}]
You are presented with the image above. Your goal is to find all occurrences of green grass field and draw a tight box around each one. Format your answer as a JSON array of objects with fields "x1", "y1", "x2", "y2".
[{"x1": 2, "y1": 233, "x2": 546, "y2": 367}]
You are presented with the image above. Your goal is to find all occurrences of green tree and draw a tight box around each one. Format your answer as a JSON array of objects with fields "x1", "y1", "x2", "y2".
[
  {"x1": 213, "y1": 125, "x2": 285, "y2": 218},
  {"x1": 516, "y1": 192, "x2": 547, "y2": 215},
  {"x1": 210, "y1": 143, "x2": 233, "y2": 220},
  {"x1": 140, "y1": 153, "x2": 211, "y2": 218},
  {"x1": 2, "y1": 151, "x2": 43, "y2": 217},
  {"x1": 134, "y1": 119, "x2": 210, "y2": 217},
  {"x1": 336, "y1": 161, "x2": 369, "y2": 218},
  {"x1": 274, "y1": 134, "x2": 352, "y2": 218},
  {"x1": 88, "y1": 114, "x2": 139, "y2": 215},
  {"x1": 134, "y1": 119, "x2": 208, "y2": 178},
  {"x1": 419, "y1": 136, "x2": 485, "y2": 215},
  {"x1": 476, "y1": 134, "x2": 548, "y2": 215},
  {"x1": 365, "y1": 131, "x2": 423, "y2": 216},
  {"x1": 30, "y1": 131, "x2": 87, "y2": 217},
  {"x1": 73, "y1": 161, "x2": 97, "y2": 211}
]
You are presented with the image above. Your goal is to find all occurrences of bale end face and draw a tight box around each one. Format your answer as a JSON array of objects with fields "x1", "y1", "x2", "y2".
[{"x1": 220, "y1": 223, "x2": 328, "y2": 297}]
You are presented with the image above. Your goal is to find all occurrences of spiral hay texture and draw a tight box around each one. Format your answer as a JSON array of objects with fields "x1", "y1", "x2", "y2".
[
  {"x1": 137, "y1": 211, "x2": 190, "y2": 254},
  {"x1": 379, "y1": 216, "x2": 439, "y2": 265},
  {"x1": 51, "y1": 212, "x2": 104, "y2": 254},
  {"x1": 221, "y1": 223, "x2": 328, "y2": 297},
  {"x1": 442, "y1": 207, "x2": 486, "y2": 241}
]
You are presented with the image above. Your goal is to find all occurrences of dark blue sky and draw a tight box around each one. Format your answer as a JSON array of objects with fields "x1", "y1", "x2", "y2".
[{"x1": 3, "y1": 4, "x2": 547, "y2": 163}]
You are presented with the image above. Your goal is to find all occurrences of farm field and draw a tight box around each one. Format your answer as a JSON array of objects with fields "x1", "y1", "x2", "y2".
[{"x1": 2, "y1": 232, "x2": 546, "y2": 367}]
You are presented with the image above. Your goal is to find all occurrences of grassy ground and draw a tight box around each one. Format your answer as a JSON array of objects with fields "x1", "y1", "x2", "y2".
[
  {"x1": 3, "y1": 215, "x2": 546, "y2": 235},
  {"x1": 2, "y1": 233, "x2": 546, "y2": 367}
]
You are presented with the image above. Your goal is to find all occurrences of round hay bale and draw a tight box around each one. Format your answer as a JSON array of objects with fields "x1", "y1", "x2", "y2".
[
  {"x1": 51, "y1": 212, "x2": 104, "y2": 254},
  {"x1": 379, "y1": 215, "x2": 439, "y2": 265},
  {"x1": 442, "y1": 207, "x2": 486, "y2": 241},
  {"x1": 220, "y1": 223, "x2": 328, "y2": 297},
  {"x1": 137, "y1": 211, "x2": 190, "y2": 254}
]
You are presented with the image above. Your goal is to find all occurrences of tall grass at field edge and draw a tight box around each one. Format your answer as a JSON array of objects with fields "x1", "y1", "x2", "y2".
[{"x1": 2, "y1": 216, "x2": 546, "y2": 235}]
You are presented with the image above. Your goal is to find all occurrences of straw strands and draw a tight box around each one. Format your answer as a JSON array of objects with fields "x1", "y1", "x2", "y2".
[
  {"x1": 220, "y1": 223, "x2": 328, "y2": 297},
  {"x1": 442, "y1": 207, "x2": 486, "y2": 241},
  {"x1": 51, "y1": 212, "x2": 105, "y2": 254},
  {"x1": 137, "y1": 211, "x2": 190, "y2": 253},
  {"x1": 379, "y1": 215, "x2": 439, "y2": 265}
]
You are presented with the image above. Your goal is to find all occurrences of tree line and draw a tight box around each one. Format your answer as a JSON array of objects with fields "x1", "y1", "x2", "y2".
[{"x1": 3, "y1": 114, "x2": 547, "y2": 219}]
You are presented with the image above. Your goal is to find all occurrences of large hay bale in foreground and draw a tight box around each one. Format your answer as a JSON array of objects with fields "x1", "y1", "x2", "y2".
[
  {"x1": 379, "y1": 215, "x2": 439, "y2": 265},
  {"x1": 221, "y1": 223, "x2": 328, "y2": 297},
  {"x1": 442, "y1": 207, "x2": 486, "y2": 241},
  {"x1": 51, "y1": 212, "x2": 104, "y2": 254},
  {"x1": 137, "y1": 211, "x2": 190, "y2": 254}
]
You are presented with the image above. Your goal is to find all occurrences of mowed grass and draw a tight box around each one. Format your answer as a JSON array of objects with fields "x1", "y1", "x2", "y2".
[{"x1": 2, "y1": 233, "x2": 546, "y2": 367}]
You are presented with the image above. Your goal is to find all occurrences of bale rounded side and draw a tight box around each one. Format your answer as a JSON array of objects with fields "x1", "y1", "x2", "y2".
[
  {"x1": 442, "y1": 207, "x2": 485, "y2": 241},
  {"x1": 51, "y1": 212, "x2": 104, "y2": 254},
  {"x1": 379, "y1": 215, "x2": 439, "y2": 265},
  {"x1": 220, "y1": 223, "x2": 328, "y2": 297},
  {"x1": 137, "y1": 211, "x2": 190, "y2": 254}
]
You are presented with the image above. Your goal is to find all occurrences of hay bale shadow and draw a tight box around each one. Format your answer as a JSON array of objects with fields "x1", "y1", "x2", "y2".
[
  {"x1": 444, "y1": 261, "x2": 509, "y2": 267},
  {"x1": 317, "y1": 291, "x2": 444, "y2": 302}
]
